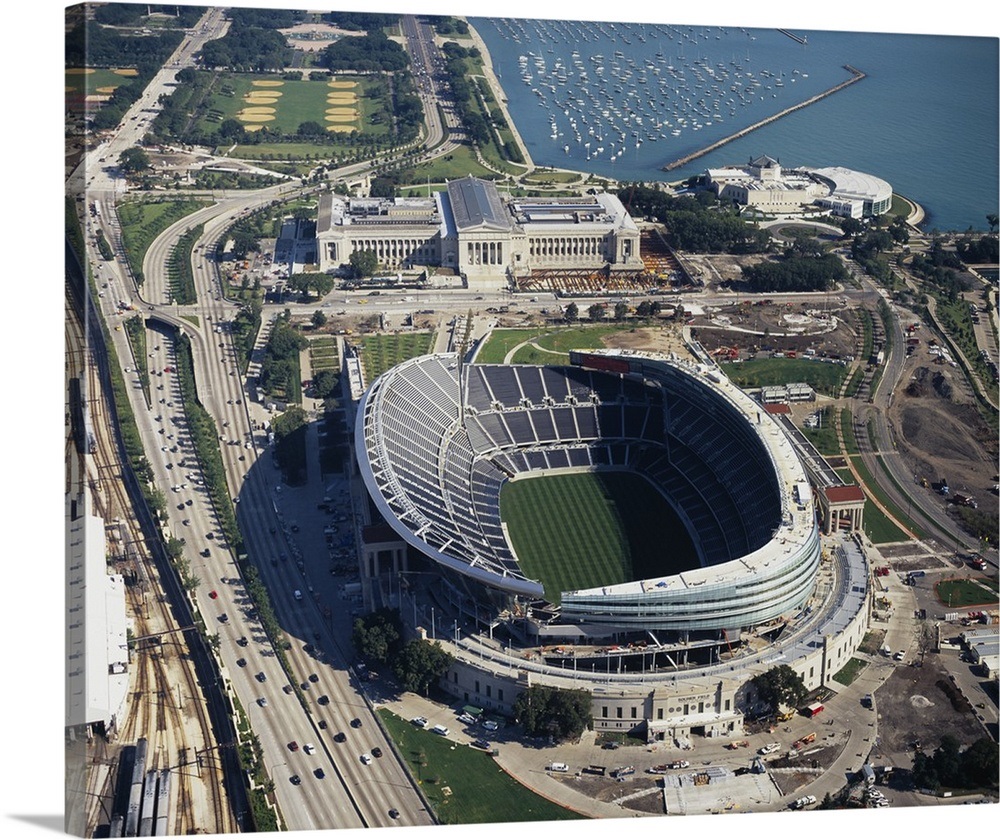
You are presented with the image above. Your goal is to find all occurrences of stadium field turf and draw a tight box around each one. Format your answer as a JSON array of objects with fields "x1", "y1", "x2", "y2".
[{"x1": 499, "y1": 470, "x2": 698, "y2": 603}]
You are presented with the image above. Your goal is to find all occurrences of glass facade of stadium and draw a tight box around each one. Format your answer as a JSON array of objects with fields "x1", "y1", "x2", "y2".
[{"x1": 356, "y1": 350, "x2": 822, "y2": 641}]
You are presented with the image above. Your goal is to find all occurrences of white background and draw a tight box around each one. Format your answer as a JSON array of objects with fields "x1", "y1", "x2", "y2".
[{"x1": 2, "y1": 0, "x2": 995, "y2": 838}]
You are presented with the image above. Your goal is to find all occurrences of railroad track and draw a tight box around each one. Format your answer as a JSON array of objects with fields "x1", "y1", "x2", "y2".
[{"x1": 67, "y1": 279, "x2": 233, "y2": 835}]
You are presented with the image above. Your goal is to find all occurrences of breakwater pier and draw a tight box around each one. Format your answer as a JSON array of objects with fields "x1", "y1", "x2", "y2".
[{"x1": 662, "y1": 65, "x2": 866, "y2": 172}]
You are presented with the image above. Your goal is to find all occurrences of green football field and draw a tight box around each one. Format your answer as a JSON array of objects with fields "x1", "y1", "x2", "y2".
[{"x1": 499, "y1": 470, "x2": 699, "y2": 603}]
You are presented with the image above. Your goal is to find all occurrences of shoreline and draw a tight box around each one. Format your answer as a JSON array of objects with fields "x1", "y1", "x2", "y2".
[{"x1": 464, "y1": 21, "x2": 536, "y2": 171}]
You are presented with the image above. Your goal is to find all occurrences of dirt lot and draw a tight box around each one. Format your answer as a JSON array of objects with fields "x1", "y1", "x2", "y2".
[
  {"x1": 889, "y1": 352, "x2": 998, "y2": 506},
  {"x1": 872, "y1": 652, "x2": 986, "y2": 760}
]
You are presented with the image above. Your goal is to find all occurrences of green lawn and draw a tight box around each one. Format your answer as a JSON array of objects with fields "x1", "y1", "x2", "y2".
[
  {"x1": 721, "y1": 357, "x2": 849, "y2": 397},
  {"x1": 360, "y1": 332, "x2": 434, "y2": 382},
  {"x1": 833, "y1": 465, "x2": 911, "y2": 544},
  {"x1": 475, "y1": 325, "x2": 632, "y2": 365},
  {"x1": 500, "y1": 471, "x2": 698, "y2": 603},
  {"x1": 66, "y1": 67, "x2": 135, "y2": 97},
  {"x1": 195, "y1": 71, "x2": 388, "y2": 139},
  {"x1": 935, "y1": 578, "x2": 999, "y2": 609},
  {"x1": 510, "y1": 345, "x2": 569, "y2": 365},
  {"x1": 117, "y1": 199, "x2": 209, "y2": 283},
  {"x1": 404, "y1": 144, "x2": 498, "y2": 183},
  {"x1": 832, "y1": 657, "x2": 868, "y2": 686},
  {"x1": 377, "y1": 710, "x2": 582, "y2": 824},
  {"x1": 800, "y1": 409, "x2": 841, "y2": 455}
]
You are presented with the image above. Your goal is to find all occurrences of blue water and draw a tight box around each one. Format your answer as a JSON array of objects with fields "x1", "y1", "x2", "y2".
[{"x1": 471, "y1": 17, "x2": 999, "y2": 232}]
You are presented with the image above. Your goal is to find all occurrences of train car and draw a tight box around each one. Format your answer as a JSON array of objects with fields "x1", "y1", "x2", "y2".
[
  {"x1": 153, "y1": 769, "x2": 170, "y2": 837},
  {"x1": 138, "y1": 769, "x2": 157, "y2": 837},
  {"x1": 124, "y1": 738, "x2": 147, "y2": 838}
]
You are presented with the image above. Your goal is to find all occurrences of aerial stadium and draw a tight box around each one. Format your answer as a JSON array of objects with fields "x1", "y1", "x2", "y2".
[{"x1": 354, "y1": 349, "x2": 871, "y2": 739}]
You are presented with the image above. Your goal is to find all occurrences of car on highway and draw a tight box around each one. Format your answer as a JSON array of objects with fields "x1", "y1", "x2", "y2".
[
  {"x1": 256, "y1": 672, "x2": 267, "y2": 683},
  {"x1": 288, "y1": 741, "x2": 299, "y2": 752},
  {"x1": 318, "y1": 695, "x2": 330, "y2": 705},
  {"x1": 290, "y1": 774, "x2": 301, "y2": 785},
  {"x1": 313, "y1": 768, "x2": 325, "y2": 779},
  {"x1": 218, "y1": 614, "x2": 228, "y2": 623},
  {"x1": 303, "y1": 743, "x2": 315, "y2": 755},
  {"x1": 351, "y1": 717, "x2": 362, "y2": 728},
  {"x1": 208, "y1": 590, "x2": 218, "y2": 599},
  {"x1": 360, "y1": 753, "x2": 372, "y2": 765},
  {"x1": 388, "y1": 809, "x2": 399, "y2": 820},
  {"x1": 318, "y1": 720, "x2": 328, "y2": 730},
  {"x1": 257, "y1": 697, "x2": 268, "y2": 707},
  {"x1": 300, "y1": 681, "x2": 310, "y2": 691},
  {"x1": 371, "y1": 747, "x2": 382, "y2": 759},
  {"x1": 309, "y1": 673, "x2": 319, "y2": 683},
  {"x1": 237, "y1": 636, "x2": 248, "y2": 647},
  {"x1": 334, "y1": 732, "x2": 346, "y2": 743},
  {"x1": 282, "y1": 684, "x2": 293, "y2": 694},
  {"x1": 236, "y1": 658, "x2": 246, "y2": 668}
]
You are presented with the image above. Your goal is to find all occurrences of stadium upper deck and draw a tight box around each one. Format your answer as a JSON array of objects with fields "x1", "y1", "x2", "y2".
[{"x1": 355, "y1": 350, "x2": 821, "y2": 632}]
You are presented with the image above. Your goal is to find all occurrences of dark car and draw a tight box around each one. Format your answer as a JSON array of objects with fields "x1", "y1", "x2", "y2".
[
  {"x1": 602, "y1": 742, "x2": 620, "y2": 750},
  {"x1": 318, "y1": 720, "x2": 328, "y2": 730},
  {"x1": 218, "y1": 614, "x2": 228, "y2": 623},
  {"x1": 471, "y1": 739, "x2": 491, "y2": 750},
  {"x1": 290, "y1": 774, "x2": 301, "y2": 785},
  {"x1": 334, "y1": 731, "x2": 346, "y2": 742},
  {"x1": 308, "y1": 673, "x2": 319, "y2": 683},
  {"x1": 236, "y1": 658, "x2": 246, "y2": 668},
  {"x1": 388, "y1": 809, "x2": 399, "y2": 819},
  {"x1": 314, "y1": 768, "x2": 325, "y2": 779},
  {"x1": 256, "y1": 672, "x2": 267, "y2": 683},
  {"x1": 288, "y1": 741, "x2": 299, "y2": 752},
  {"x1": 371, "y1": 747, "x2": 382, "y2": 759},
  {"x1": 237, "y1": 636, "x2": 248, "y2": 647},
  {"x1": 318, "y1": 695, "x2": 330, "y2": 706},
  {"x1": 350, "y1": 717, "x2": 362, "y2": 728},
  {"x1": 300, "y1": 681, "x2": 310, "y2": 691}
]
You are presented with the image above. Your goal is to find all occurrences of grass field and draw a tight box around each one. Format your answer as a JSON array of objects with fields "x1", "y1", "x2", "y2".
[
  {"x1": 935, "y1": 578, "x2": 999, "y2": 609},
  {"x1": 195, "y1": 71, "x2": 387, "y2": 137},
  {"x1": 360, "y1": 332, "x2": 435, "y2": 383},
  {"x1": 118, "y1": 199, "x2": 210, "y2": 282},
  {"x1": 832, "y1": 657, "x2": 868, "y2": 686},
  {"x1": 377, "y1": 710, "x2": 581, "y2": 824},
  {"x1": 475, "y1": 325, "x2": 633, "y2": 365},
  {"x1": 65, "y1": 67, "x2": 137, "y2": 97},
  {"x1": 722, "y1": 357, "x2": 850, "y2": 396},
  {"x1": 500, "y1": 471, "x2": 699, "y2": 603}
]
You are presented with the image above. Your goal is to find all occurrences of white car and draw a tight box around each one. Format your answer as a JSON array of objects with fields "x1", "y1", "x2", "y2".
[
  {"x1": 759, "y1": 743, "x2": 781, "y2": 755},
  {"x1": 303, "y1": 743, "x2": 315, "y2": 755},
  {"x1": 482, "y1": 720, "x2": 499, "y2": 731},
  {"x1": 360, "y1": 753, "x2": 373, "y2": 765}
]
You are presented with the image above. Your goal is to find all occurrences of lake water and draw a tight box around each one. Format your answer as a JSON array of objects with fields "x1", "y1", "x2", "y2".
[{"x1": 471, "y1": 17, "x2": 999, "y2": 232}]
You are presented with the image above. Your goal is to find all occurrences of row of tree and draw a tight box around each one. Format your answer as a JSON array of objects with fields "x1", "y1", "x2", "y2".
[
  {"x1": 259, "y1": 313, "x2": 308, "y2": 402},
  {"x1": 741, "y1": 251, "x2": 847, "y2": 293},
  {"x1": 351, "y1": 608, "x2": 454, "y2": 696}
]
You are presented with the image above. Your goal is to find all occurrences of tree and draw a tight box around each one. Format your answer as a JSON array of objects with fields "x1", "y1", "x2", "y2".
[
  {"x1": 513, "y1": 685, "x2": 593, "y2": 741},
  {"x1": 166, "y1": 537, "x2": 185, "y2": 561},
  {"x1": 119, "y1": 146, "x2": 150, "y2": 174},
  {"x1": 750, "y1": 665, "x2": 808, "y2": 716},
  {"x1": 588, "y1": 302, "x2": 606, "y2": 321},
  {"x1": 392, "y1": 639, "x2": 453, "y2": 696},
  {"x1": 614, "y1": 301, "x2": 629, "y2": 321},
  {"x1": 311, "y1": 310, "x2": 328, "y2": 328},
  {"x1": 352, "y1": 609, "x2": 403, "y2": 665},
  {"x1": 987, "y1": 213, "x2": 998, "y2": 234},
  {"x1": 564, "y1": 301, "x2": 578, "y2": 322},
  {"x1": 960, "y1": 737, "x2": 999, "y2": 788},
  {"x1": 349, "y1": 249, "x2": 378, "y2": 279},
  {"x1": 313, "y1": 369, "x2": 339, "y2": 400}
]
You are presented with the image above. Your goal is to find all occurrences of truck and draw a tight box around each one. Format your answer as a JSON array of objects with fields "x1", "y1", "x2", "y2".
[
  {"x1": 803, "y1": 701, "x2": 825, "y2": 718},
  {"x1": 969, "y1": 555, "x2": 988, "y2": 571},
  {"x1": 776, "y1": 704, "x2": 795, "y2": 722}
]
